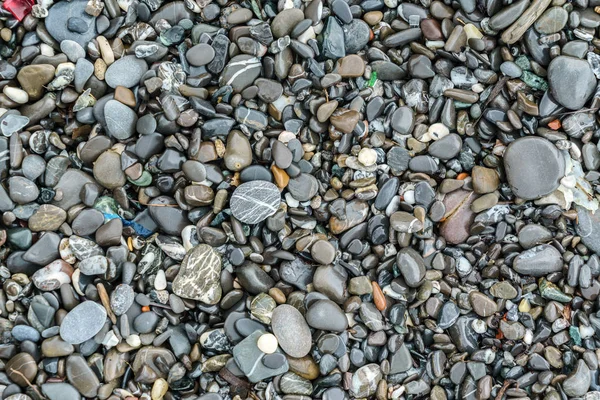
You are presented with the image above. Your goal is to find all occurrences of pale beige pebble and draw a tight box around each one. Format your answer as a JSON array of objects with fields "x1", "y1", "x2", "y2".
[
  {"x1": 257, "y1": 333, "x2": 278, "y2": 354},
  {"x1": 117, "y1": 0, "x2": 133, "y2": 11},
  {"x1": 278, "y1": 130, "x2": 296, "y2": 143},
  {"x1": 40, "y1": 43, "x2": 54, "y2": 56},
  {"x1": 126, "y1": 334, "x2": 141, "y2": 348},
  {"x1": 0, "y1": 28, "x2": 11, "y2": 42},
  {"x1": 464, "y1": 23, "x2": 483, "y2": 40},
  {"x1": 97, "y1": 36, "x2": 115, "y2": 65},
  {"x1": 425, "y1": 122, "x2": 450, "y2": 141},
  {"x1": 3, "y1": 86, "x2": 28, "y2": 104},
  {"x1": 358, "y1": 148, "x2": 377, "y2": 167},
  {"x1": 154, "y1": 269, "x2": 167, "y2": 291},
  {"x1": 151, "y1": 378, "x2": 168, "y2": 400},
  {"x1": 94, "y1": 58, "x2": 107, "y2": 80}
]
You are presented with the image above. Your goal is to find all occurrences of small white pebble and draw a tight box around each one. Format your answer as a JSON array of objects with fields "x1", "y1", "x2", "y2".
[
  {"x1": 40, "y1": 43, "x2": 55, "y2": 57},
  {"x1": 403, "y1": 190, "x2": 415, "y2": 204},
  {"x1": 472, "y1": 319, "x2": 487, "y2": 334},
  {"x1": 102, "y1": 331, "x2": 119, "y2": 348},
  {"x1": 427, "y1": 123, "x2": 449, "y2": 141},
  {"x1": 358, "y1": 148, "x2": 378, "y2": 167},
  {"x1": 523, "y1": 329, "x2": 533, "y2": 345},
  {"x1": 154, "y1": 269, "x2": 167, "y2": 291},
  {"x1": 126, "y1": 334, "x2": 141, "y2": 347},
  {"x1": 257, "y1": 333, "x2": 278, "y2": 354},
  {"x1": 3, "y1": 86, "x2": 28, "y2": 104}
]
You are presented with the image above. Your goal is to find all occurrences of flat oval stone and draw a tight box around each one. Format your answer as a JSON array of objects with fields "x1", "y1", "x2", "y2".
[
  {"x1": 6, "y1": 353, "x2": 37, "y2": 387},
  {"x1": 59, "y1": 301, "x2": 107, "y2": 344},
  {"x1": 503, "y1": 137, "x2": 565, "y2": 200},
  {"x1": 513, "y1": 245, "x2": 563, "y2": 277},
  {"x1": 534, "y1": 6, "x2": 568, "y2": 34},
  {"x1": 305, "y1": 300, "x2": 348, "y2": 332},
  {"x1": 230, "y1": 181, "x2": 281, "y2": 224},
  {"x1": 105, "y1": 56, "x2": 149, "y2": 89},
  {"x1": 271, "y1": 305, "x2": 312, "y2": 358},
  {"x1": 186, "y1": 44, "x2": 215, "y2": 66}
]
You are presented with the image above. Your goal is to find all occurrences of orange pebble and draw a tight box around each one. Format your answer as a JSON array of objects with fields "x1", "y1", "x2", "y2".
[
  {"x1": 141, "y1": 306, "x2": 150, "y2": 312},
  {"x1": 548, "y1": 119, "x2": 561, "y2": 130},
  {"x1": 372, "y1": 281, "x2": 386, "y2": 311},
  {"x1": 457, "y1": 172, "x2": 469, "y2": 180}
]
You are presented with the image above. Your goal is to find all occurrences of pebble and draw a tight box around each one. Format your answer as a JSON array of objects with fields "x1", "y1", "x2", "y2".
[
  {"x1": 503, "y1": 136, "x2": 565, "y2": 200},
  {"x1": 59, "y1": 301, "x2": 107, "y2": 344}
]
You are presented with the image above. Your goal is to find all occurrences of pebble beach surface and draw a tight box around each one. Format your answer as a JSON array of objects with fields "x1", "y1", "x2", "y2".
[{"x1": 2, "y1": 0, "x2": 600, "y2": 399}]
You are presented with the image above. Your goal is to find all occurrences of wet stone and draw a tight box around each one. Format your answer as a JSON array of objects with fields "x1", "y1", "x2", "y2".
[
  {"x1": 230, "y1": 181, "x2": 281, "y2": 224},
  {"x1": 59, "y1": 301, "x2": 107, "y2": 344},
  {"x1": 503, "y1": 137, "x2": 565, "y2": 200}
]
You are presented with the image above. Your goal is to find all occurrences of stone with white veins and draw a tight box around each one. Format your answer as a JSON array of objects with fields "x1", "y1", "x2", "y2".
[
  {"x1": 59, "y1": 301, "x2": 107, "y2": 344},
  {"x1": 172, "y1": 244, "x2": 222, "y2": 304},
  {"x1": 230, "y1": 181, "x2": 281, "y2": 224}
]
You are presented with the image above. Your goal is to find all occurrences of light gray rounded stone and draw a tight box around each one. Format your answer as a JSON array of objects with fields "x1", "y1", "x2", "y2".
[
  {"x1": 59, "y1": 301, "x2": 107, "y2": 344},
  {"x1": 230, "y1": 181, "x2": 281, "y2": 224}
]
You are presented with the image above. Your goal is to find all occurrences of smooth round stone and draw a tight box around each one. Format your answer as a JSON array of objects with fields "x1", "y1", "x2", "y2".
[
  {"x1": 230, "y1": 181, "x2": 281, "y2": 224},
  {"x1": 59, "y1": 301, "x2": 107, "y2": 344},
  {"x1": 271, "y1": 9, "x2": 304, "y2": 38},
  {"x1": 224, "y1": 130, "x2": 252, "y2": 171},
  {"x1": 428, "y1": 133, "x2": 462, "y2": 160},
  {"x1": 104, "y1": 100, "x2": 137, "y2": 140},
  {"x1": 110, "y1": 284, "x2": 135, "y2": 316},
  {"x1": 137, "y1": 114, "x2": 157, "y2": 135},
  {"x1": 257, "y1": 333, "x2": 278, "y2": 354},
  {"x1": 133, "y1": 312, "x2": 159, "y2": 333},
  {"x1": 105, "y1": 55, "x2": 149, "y2": 89},
  {"x1": 287, "y1": 173, "x2": 319, "y2": 201},
  {"x1": 513, "y1": 245, "x2": 563, "y2": 276},
  {"x1": 469, "y1": 292, "x2": 498, "y2": 317},
  {"x1": 547, "y1": 56, "x2": 597, "y2": 110},
  {"x1": 271, "y1": 304, "x2": 312, "y2": 358},
  {"x1": 272, "y1": 140, "x2": 293, "y2": 169},
  {"x1": 186, "y1": 44, "x2": 215, "y2": 66},
  {"x1": 503, "y1": 137, "x2": 565, "y2": 200},
  {"x1": 305, "y1": 300, "x2": 348, "y2": 332},
  {"x1": 93, "y1": 150, "x2": 126, "y2": 189},
  {"x1": 396, "y1": 248, "x2": 426, "y2": 287},
  {"x1": 6, "y1": 353, "x2": 37, "y2": 387},
  {"x1": 518, "y1": 224, "x2": 552, "y2": 249},
  {"x1": 11, "y1": 325, "x2": 40, "y2": 342},
  {"x1": 500, "y1": 61, "x2": 522, "y2": 78},
  {"x1": 311, "y1": 240, "x2": 336, "y2": 265},
  {"x1": 8, "y1": 177, "x2": 38, "y2": 204},
  {"x1": 255, "y1": 78, "x2": 283, "y2": 103},
  {"x1": 534, "y1": 7, "x2": 568, "y2": 34}
]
